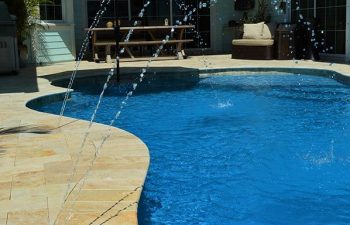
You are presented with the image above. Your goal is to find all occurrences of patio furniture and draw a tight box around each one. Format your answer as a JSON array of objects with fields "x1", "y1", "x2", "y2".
[
  {"x1": 87, "y1": 25, "x2": 194, "y2": 62},
  {"x1": 231, "y1": 22, "x2": 276, "y2": 60}
]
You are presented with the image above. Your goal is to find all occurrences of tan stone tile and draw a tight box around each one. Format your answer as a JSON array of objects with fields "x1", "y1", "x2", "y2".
[
  {"x1": 0, "y1": 218, "x2": 7, "y2": 225},
  {"x1": 45, "y1": 172, "x2": 82, "y2": 185},
  {"x1": 0, "y1": 212, "x2": 7, "y2": 219},
  {"x1": 47, "y1": 200, "x2": 65, "y2": 224},
  {"x1": 45, "y1": 184, "x2": 67, "y2": 199},
  {"x1": 75, "y1": 189, "x2": 141, "y2": 202},
  {"x1": 66, "y1": 210, "x2": 137, "y2": 225},
  {"x1": 84, "y1": 178, "x2": 145, "y2": 190},
  {"x1": 12, "y1": 170, "x2": 45, "y2": 189},
  {"x1": 15, "y1": 148, "x2": 57, "y2": 160},
  {"x1": 69, "y1": 152, "x2": 95, "y2": 165},
  {"x1": 0, "y1": 181, "x2": 12, "y2": 195},
  {"x1": 44, "y1": 160, "x2": 92, "y2": 185},
  {"x1": 8, "y1": 163, "x2": 44, "y2": 176},
  {"x1": 44, "y1": 160, "x2": 73, "y2": 174},
  {"x1": 97, "y1": 211, "x2": 137, "y2": 225},
  {"x1": 99, "y1": 147, "x2": 149, "y2": 157},
  {"x1": 0, "y1": 197, "x2": 47, "y2": 212},
  {"x1": 65, "y1": 200, "x2": 137, "y2": 213},
  {"x1": 10, "y1": 186, "x2": 47, "y2": 200},
  {"x1": 92, "y1": 159, "x2": 148, "y2": 171},
  {"x1": 0, "y1": 134, "x2": 19, "y2": 143},
  {"x1": 15, "y1": 154, "x2": 71, "y2": 168},
  {"x1": 54, "y1": 211, "x2": 99, "y2": 225},
  {"x1": 88, "y1": 167, "x2": 147, "y2": 180},
  {"x1": 0, "y1": 120, "x2": 21, "y2": 129},
  {"x1": 0, "y1": 157, "x2": 15, "y2": 171},
  {"x1": 0, "y1": 212, "x2": 8, "y2": 224},
  {"x1": 0, "y1": 189, "x2": 10, "y2": 201},
  {"x1": 7, "y1": 209, "x2": 48, "y2": 225}
]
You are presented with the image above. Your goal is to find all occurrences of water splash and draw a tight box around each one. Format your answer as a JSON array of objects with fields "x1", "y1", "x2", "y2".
[
  {"x1": 60, "y1": 3, "x2": 205, "y2": 213},
  {"x1": 217, "y1": 100, "x2": 233, "y2": 109},
  {"x1": 87, "y1": 186, "x2": 142, "y2": 225},
  {"x1": 55, "y1": 2, "x2": 153, "y2": 225},
  {"x1": 58, "y1": 0, "x2": 113, "y2": 125},
  {"x1": 58, "y1": 33, "x2": 174, "y2": 225},
  {"x1": 301, "y1": 140, "x2": 336, "y2": 167}
]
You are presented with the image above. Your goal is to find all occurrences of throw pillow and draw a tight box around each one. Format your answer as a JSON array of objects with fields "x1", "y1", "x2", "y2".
[
  {"x1": 243, "y1": 22, "x2": 264, "y2": 39},
  {"x1": 262, "y1": 22, "x2": 277, "y2": 39}
]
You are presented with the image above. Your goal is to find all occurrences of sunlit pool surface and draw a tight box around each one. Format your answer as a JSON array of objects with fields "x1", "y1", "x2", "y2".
[{"x1": 36, "y1": 74, "x2": 350, "y2": 225}]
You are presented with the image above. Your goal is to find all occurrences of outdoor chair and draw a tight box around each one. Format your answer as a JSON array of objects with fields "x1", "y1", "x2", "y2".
[{"x1": 231, "y1": 22, "x2": 276, "y2": 60}]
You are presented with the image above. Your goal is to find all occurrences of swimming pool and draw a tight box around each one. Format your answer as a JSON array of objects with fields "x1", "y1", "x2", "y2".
[{"x1": 34, "y1": 73, "x2": 350, "y2": 225}]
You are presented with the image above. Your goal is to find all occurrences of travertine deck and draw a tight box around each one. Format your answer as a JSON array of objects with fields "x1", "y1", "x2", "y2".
[{"x1": 1, "y1": 55, "x2": 350, "y2": 225}]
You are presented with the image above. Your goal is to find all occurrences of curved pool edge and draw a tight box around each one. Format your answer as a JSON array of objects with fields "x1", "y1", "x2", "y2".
[
  {"x1": 1, "y1": 69, "x2": 150, "y2": 225},
  {"x1": 199, "y1": 66, "x2": 350, "y2": 85},
  {"x1": 27, "y1": 65, "x2": 350, "y2": 224},
  {"x1": 3, "y1": 60, "x2": 350, "y2": 225}
]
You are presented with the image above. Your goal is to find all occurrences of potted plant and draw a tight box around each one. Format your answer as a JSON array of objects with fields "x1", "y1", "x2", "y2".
[
  {"x1": 240, "y1": 0, "x2": 270, "y2": 24},
  {"x1": 255, "y1": 0, "x2": 269, "y2": 22},
  {"x1": 3, "y1": 0, "x2": 47, "y2": 66}
]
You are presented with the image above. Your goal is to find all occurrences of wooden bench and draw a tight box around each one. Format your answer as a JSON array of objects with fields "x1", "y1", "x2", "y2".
[
  {"x1": 95, "y1": 39, "x2": 193, "y2": 61},
  {"x1": 87, "y1": 25, "x2": 195, "y2": 62}
]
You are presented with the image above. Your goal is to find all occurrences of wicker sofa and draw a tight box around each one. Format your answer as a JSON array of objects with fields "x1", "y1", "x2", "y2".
[{"x1": 232, "y1": 22, "x2": 276, "y2": 60}]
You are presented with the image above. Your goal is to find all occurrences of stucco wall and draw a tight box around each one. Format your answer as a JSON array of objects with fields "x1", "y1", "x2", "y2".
[
  {"x1": 29, "y1": 0, "x2": 76, "y2": 64},
  {"x1": 73, "y1": 0, "x2": 88, "y2": 59},
  {"x1": 34, "y1": 25, "x2": 75, "y2": 64}
]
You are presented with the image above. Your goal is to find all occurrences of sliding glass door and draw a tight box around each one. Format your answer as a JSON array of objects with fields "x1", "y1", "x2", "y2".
[
  {"x1": 86, "y1": 0, "x2": 211, "y2": 48},
  {"x1": 291, "y1": 0, "x2": 346, "y2": 55},
  {"x1": 172, "y1": 0, "x2": 211, "y2": 48}
]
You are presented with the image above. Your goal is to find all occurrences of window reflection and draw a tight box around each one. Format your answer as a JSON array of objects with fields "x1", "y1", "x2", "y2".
[{"x1": 291, "y1": 0, "x2": 346, "y2": 54}]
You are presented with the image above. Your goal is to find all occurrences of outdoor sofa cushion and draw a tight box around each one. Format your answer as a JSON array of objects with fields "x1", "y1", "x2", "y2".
[
  {"x1": 232, "y1": 22, "x2": 275, "y2": 60},
  {"x1": 232, "y1": 39, "x2": 274, "y2": 46},
  {"x1": 262, "y1": 22, "x2": 277, "y2": 39},
  {"x1": 242, "y1": 22, "x2": 264, "y2": 39}
]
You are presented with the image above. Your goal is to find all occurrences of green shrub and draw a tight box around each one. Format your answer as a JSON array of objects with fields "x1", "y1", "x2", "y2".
[{"x1": 2, "y1": 0, "x2": 47, "y2": 43}]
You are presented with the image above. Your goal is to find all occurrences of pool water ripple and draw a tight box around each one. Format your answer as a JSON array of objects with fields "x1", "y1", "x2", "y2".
[{"x1": 37, "y1": 74, "x2": 350, "y2": 225}]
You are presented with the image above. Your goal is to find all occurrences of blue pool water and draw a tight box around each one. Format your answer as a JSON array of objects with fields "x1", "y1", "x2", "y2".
[{"x1": 36, "y1": 74, "x2": 350, "y2": 225}]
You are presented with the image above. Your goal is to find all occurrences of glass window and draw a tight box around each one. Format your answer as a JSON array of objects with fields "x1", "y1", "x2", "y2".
[
  {"x1": 316, "y1": 0, "x2": 325, "y2": 7},
  {"x1": 336, "y1": 0, "x2": 346, "y2": 5},
  {"x1": 40, "y1": 0, "x2": 63, "y2": 21},
  {"x1": 87, "y1": 0, "x2": 211, "y2": 48},
  {"x1": 291, "y1": 0, "x2": 346, "y2": 54},
  {"x1": 144, "y1": 0, "x2": 170, "y2": 25},
  {"x1": 325, "y1": 6, "x2": 336, "y2": 30},
  {"x1": 87, "y1": 0, "x2": 129, "y2": 27},
  {"x1": 335, "y1": 31, "x2": 345, "y2": 54},
  {"x1": 336, "y1": 6, "x2": 346, "y2": 30},
  {"x1": 131, "y1": 0, "x2": 144, "y2": 21},
  {"x1": 173, "y1": 0, "x2": 211, "y2": 48}
]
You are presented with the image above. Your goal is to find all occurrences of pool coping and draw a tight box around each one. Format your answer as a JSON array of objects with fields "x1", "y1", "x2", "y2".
[
  {"x1": 2, "y1": 57, "x2": 350, "y2": 225},
  {"x1": 0, "y1": 67, "x2": 150, "y2": 225}
]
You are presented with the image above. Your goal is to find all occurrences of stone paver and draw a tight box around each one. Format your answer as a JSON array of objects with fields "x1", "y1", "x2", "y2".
[
  {"x1": 0, "y1": 55, "x2": 349, "y2": 225},
  {"x1": 0, "y1": 62, "x2": 150, "y2": 225}
]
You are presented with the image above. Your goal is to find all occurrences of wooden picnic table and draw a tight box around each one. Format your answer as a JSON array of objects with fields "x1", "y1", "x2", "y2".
[{"x1": 86, "y1": 25, "x2": 195, "y2": 62}]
